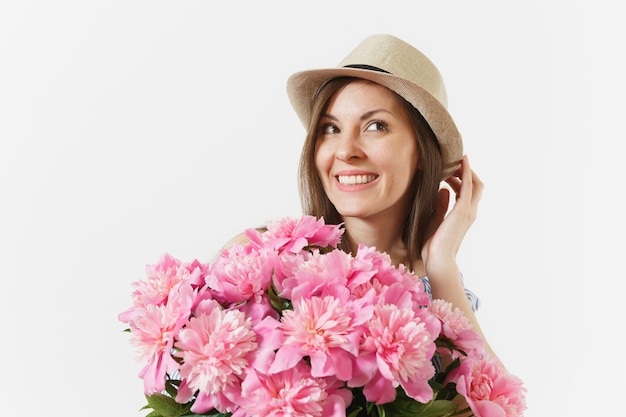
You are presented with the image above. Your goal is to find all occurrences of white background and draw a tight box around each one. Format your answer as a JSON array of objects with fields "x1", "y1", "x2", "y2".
[{"x1": 1, "y1": 1, "x2": 623, "y2": 416}]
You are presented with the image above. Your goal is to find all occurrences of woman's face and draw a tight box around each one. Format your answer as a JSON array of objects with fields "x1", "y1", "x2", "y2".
[{"x1": 314, "y1": 80, "x2": 419, "y2": 221}]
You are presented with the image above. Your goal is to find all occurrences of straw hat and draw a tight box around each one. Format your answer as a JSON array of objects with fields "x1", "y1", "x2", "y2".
[{"x1": 286, "y1": 34, "x2": 463, "y2": 179}]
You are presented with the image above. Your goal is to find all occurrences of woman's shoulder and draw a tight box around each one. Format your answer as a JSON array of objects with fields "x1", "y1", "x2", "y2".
[{"x1": 222, "y1": 232, "x2": 251, "y2": 250}]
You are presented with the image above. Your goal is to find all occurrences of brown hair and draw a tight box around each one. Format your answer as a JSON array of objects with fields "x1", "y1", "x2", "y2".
[{"x1": 298, "y1": 77, "x2": 442, "y2": 266}]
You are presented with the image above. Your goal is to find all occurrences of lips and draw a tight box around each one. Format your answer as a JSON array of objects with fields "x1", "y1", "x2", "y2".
[{"x1": 336, "y1": 174, "x2": 378, "y2": 185}]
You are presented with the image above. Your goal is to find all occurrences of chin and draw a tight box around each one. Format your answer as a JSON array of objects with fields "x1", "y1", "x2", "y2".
[{"x1": 334, "y1": 206, "x2": 371, "y2": 219}]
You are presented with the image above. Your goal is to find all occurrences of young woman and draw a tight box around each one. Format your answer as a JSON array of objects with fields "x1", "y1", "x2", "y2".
[{"x1": 284, "y1": 34, "x2": 497, "y2": 360}]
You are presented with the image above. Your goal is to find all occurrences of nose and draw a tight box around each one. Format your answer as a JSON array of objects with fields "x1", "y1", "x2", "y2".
[{"x1": 336, "y1": 133, "x2": 365, "y2": 161}]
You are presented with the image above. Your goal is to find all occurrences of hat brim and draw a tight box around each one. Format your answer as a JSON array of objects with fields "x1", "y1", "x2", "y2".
[{"x1": 287, "y1": 67, "x2": 462, "y2": 179}]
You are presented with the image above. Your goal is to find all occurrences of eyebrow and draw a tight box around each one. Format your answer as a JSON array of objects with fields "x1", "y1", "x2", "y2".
[
  {"x1": 321, "y1": 109, "x2": 393, "y2": 122},
  {"x1": 360, "y1": 109, "x2": 392, "y2": 120}
]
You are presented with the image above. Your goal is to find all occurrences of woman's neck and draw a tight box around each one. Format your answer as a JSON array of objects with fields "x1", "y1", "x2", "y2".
[
  {"x1": 341, "y1": 215, "x2": 426, "y2": 276},
  {"x1": 342, "y1": 216, "x2": 407, "y2": 266}
]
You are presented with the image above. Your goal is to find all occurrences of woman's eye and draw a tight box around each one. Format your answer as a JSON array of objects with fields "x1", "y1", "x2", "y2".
[
  {"x1": 366, "y1": 120, "x2": 388, "y2": 132},
  {"x1": 321, "y1": 124, "x2": 339, "y2": 134}
]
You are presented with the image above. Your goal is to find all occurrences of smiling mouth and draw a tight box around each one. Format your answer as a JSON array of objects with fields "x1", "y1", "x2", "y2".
[{"x1": 337, "y1": 174, "x2": 378, "y2": 185}]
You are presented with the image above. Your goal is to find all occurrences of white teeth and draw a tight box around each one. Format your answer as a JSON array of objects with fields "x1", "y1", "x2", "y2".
[{"x1": 337, "y1": 175, "x2": 376, "y2": 185}]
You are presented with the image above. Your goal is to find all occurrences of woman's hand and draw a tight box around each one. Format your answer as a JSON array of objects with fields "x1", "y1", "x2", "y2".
[{"x1": 421, "y1": 155, "x2": 483, "y2": 282}]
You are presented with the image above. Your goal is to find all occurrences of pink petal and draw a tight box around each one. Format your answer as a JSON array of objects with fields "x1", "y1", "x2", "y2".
[
  {"x1": 269, "y1": 344, "x2": 304, "y2": 374},
  {"x1": 253, "y1": 316, "x2": 283, "y2": 350},
  {"x1": 362, "y1": 373, "x2": 397, "y2": 404},
  {"x1": 249, "y1": 346, "x2": 276, "y2": 374},
  {"x1": 402, "y1": 375, "x2": 434, "y2": 403},
  {"x1": 474, "y1": 400, "x2": 507, "y2": 417},
  {"x1": 350, "y1": 353, "x2": 378, "y2": 387},
  {"x1": 309, "y1": 350, "x2": 331, "y2": 377},
  {"x1": 322, "y1": 393, "x2": 349, "y2": 417},
  {"x1": 328, "y1": 348, "x2": 353, "y2": 381},
  {"x1": 188, "y1": 392, "x2": 216, "y2": 414}
]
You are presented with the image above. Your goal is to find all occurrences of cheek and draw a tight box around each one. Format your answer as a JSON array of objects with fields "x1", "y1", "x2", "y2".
[
  {"x1": 314, "y1": 143, "x2": 332, "y2": 176},
  {"x1": 392, "y1": 145, "x2": 419, "y2": 185}
]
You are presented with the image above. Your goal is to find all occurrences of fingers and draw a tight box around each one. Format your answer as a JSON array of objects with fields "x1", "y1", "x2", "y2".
[
  {"x1": 445, "y1": 155, "x2": 483, "y2": 204},
  {"x1": 444, "y1": 156, "x2": 467, "y2": 197},
  {"x1": 424, "y1": 156, "x2": 482, "y2": 261}
]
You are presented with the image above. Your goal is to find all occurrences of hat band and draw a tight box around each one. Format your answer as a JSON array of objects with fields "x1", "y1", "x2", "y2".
[
  {"x1": 343, "y1": 64, "x2": 391, "y2": 74},
  {"x1": 312, "y1": 64, "x2": 392, "y2": 110}
]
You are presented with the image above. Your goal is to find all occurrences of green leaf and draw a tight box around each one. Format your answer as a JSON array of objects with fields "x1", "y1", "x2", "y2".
[
  {"x1": 420, "y1": 400, "x2": 459, "y2": 417},
  {"x1": 346, "y1": 406, "x2": 364, "y2": 417},
  {"x1": 383, "y1": 399, "x2": 458, "y2": 417},
  {"x1": 434, "y1": 339, "x2": 467, "y2": 359},
  {"x1": 164, "y1": 378, "x2": 181, "y2": 398},
  {"x1": 144, "y1": 393, "x2": 193, "y2": 417},
  {"x1": 377, "y1": 386, "x2": 460, "y2": 417},
  {"x1": 267, "y1": 279, "x2": 292, "y2": 314}
]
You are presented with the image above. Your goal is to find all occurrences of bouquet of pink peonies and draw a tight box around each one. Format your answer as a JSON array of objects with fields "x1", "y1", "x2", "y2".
[{"x1": 119, "y1": 215, "x2": 526, "y2": 417}]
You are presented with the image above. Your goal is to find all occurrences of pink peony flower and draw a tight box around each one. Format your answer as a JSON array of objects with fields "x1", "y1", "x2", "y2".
[
  {"x1": 238, "y1": 362, "x2": 349, "y2": 417},
  {"x1": 121, "y1": 215, "x2": 527, "y2": 417},
  {"x1": 354, "y1": 303, "x2": 441, "y2": 404},
  {"x1": 278, "y1": 249, "x2": 354, "y2": 301},
  {"x1": 128, "y1": 282, "x2": 194, "y2": 394},
  {"x1": 205, "y1": 244, "x2": 276, "y2": 304},
  {"x1": 246, "y1": 215, "x2": 343, "y2": 254},
  {"x1": 270, "y1": 250, "x2": 311, "y2": 296},
  {"x1": 174, "y1": 298, "x2": 257, "y2": 413},
  {"x1": 119, "y1": 253, "x2": 205, "y2": 323},
  {"x1": 352, "y1": 244, "x2": 430, "y2": 308},
  {"x1": 447, "y1": 356, "x2": 527, "y2": 417},
  {"x1": 269, "y1": 295, "x2": 373, "y2": 381},
  {"x1": 429, "y1": 299, "x2": 485, "y2": 358}
]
